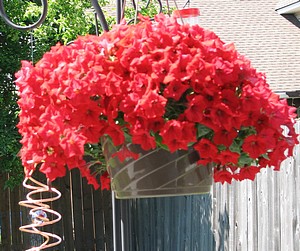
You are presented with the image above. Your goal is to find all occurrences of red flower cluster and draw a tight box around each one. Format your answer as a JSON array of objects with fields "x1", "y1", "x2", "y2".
[{"x1": 16, "y1": 14, "x2": 298, "y2": 189}]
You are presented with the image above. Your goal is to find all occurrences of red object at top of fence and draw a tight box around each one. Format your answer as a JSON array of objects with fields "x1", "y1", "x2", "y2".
[{"x1": 173, "y1": 8, "x2": 200, "y2": 18}]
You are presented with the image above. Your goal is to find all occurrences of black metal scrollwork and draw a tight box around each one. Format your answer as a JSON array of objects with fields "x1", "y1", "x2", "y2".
[
  {"x1": 0, "y1": 0, "x2": 48, "y2": 31},
  {"x1": 0, "y1": 0, "x2": 109, "y2": 31},
  {"x1": 0, "y1": 0, "x2": 164, "y2": 32},
  {"x1": 90, "y1": 0, "x2": 109, "y2": 31}
]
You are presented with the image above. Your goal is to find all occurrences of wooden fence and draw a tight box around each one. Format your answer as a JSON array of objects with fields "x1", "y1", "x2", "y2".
[
  {"x1": 113, "y1": 122, "x2": 300, "y2": 251},
  {"x1": 1, "y1": 123, "x2": 299, "y2": 251},
  {"x1": 212, "y1": 121, "x2": 300, "y2": 251},
  {"x1": 0, "y1": 169, "x2": 113, "y2": 251}
]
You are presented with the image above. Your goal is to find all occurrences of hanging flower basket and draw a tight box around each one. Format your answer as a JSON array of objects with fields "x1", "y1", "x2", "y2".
[
  {"x1": 102, "y1": 137, "x2": 212, "y2": 198},
  {"x1": 15, "y1": 14, "x2": 299, "y2": 195}
]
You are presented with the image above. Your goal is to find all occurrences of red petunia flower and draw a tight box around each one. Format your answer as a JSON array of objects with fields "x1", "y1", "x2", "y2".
[
  {"x1": 217, "y1": 150, "x2": 240, "y2": 165},
  {"x1": 112, "y1": 145, "x2": 140, "y2": 162},
  {"x1": 194, "y1": 138, "x2": 218, "y2": 159},
  {"x1": 213, "y1": 128, "x2": 238, "y2": 147},
  {"x1": 100, "y1": 171, "x2": 111, "y2": 190},
  {"x1": 132, "y1": 130, "x2": 156, "y2": 150},
  {"x1": 184, "y1": 95, "x2": 207, "y2": 123},
  {"x1": 160, "y1": 120, "x2": 196, "y2": 152},
  {"x1": 242, "y1": 135, "x2": 268, "y2": 159},
  {"x1": 234, "y1": 166, "x2": 261, "y2": 181},
  {"x1": 214, "y1": 168, "x2": 233, "y2": 184}
]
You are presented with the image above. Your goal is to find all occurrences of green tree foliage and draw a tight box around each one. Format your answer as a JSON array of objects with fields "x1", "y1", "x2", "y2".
[{"x1": 0, "y1": 1, "x2": 30, "y2": 188}]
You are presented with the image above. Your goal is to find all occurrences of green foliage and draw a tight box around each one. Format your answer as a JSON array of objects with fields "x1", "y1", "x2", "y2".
[
  {"x1": 29, "y1": 0, "x2": 101, "y2": 60},
  {"x1": 0, "y1": 1, "x2": 32, "y2": 188},
  {"x1": 124, "y1": 0, "x2": 173, "y2": 22}
]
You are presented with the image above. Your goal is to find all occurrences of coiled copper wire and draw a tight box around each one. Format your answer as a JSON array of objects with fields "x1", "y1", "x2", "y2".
[{"x1": 19, "y1": 171, "x2": 62, "y2": 250}]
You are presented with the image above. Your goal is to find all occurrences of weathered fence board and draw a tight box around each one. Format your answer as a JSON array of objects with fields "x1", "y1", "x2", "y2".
[
  {"x1": 211, "y1": 121, "x2": 300, "y2": 251},
  {"x1": 60, "y1": 173, "x2": 75, "y2": 251},
  {"x1": 10, "y1": 185, "x2": 22, "y2": 251},
  {"x1": 82, "y1": 179, "x2": 95, "y2": 250},
  {"x1": 93, "y1": 188, "x2": 106, "y2": 251},
  {"x1": 0, "y1": 173, "x2": 10, "y2": 251},
  {"x1": 101, "y1": 190, "x2": 113, "y2": 251}
]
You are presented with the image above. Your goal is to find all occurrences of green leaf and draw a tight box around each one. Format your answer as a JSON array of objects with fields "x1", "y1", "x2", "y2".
[
  {"x1": 238, "y1": 126, "x2": 257, "y2": 138},
  {"x1": 238, "y1": 152, "x2": 254, "y2": 166},
  {"x1": 260, "y1": 153, "x2": 270, "y2": 160},
  {"x1": 217, "y1": 144, "x2": 227, "y2": 151},
  {"x1": 153, "y1": 133, "x2": 169, "y2": 151},
  {"x1": 196, "y1": 123, "x2": 213, "y2": 138},
  {"x1": 229, "y1": 139, "x2": 242, "y2": 153},
  {"x1": 124, "y1": 131, "x2": 132, "y2": 143}
]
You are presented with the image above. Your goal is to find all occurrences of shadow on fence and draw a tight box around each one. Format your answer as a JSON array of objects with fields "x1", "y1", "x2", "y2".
[{"x1": 114, "y1": 194, "x2": 216, "y2": 251}]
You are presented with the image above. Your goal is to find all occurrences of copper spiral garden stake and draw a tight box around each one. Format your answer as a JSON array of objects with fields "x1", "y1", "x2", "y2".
[{"x1": 19, "y1": 170, "x2": 62, "y2": 250}]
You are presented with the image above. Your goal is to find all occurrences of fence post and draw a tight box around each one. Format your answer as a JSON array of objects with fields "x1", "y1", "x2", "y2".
[
  {"x1": 57, "y1": 172, "x2": 75, "y2": 251},
  {"x1": 70, "y1": 169, "x2": 85, "y2": 251},
  {"x1": 113, "y1": 194, "x2": 215, "y2": 251}
]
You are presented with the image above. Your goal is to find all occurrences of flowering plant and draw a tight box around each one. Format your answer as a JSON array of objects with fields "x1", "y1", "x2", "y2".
[{"x1": 16, "y1": 14, "x2": 298, "y2": 190}]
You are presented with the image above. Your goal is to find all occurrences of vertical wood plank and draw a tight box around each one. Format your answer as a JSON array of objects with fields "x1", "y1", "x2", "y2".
[
  {"x1": 293, "y1": 125, "x2": 300, "y2": 250},
  {"x1": 59, "y1": 172, "x2": 75, "y2": 251},
  {"x1": 93, "y1": 188, "x2": 105, "y2": 251},
  {"x1": 257, "y1": 168, "x2": 269, "y2": 251},
  {"x1": 0, "y1": 173, "x2": 11, "y2": 250},
  {"x1": 46, "y1": 178, "x2": 63, "y2": 251},
  {"x1": 82, "y1": 179, "x2": 95, "y2": 250},
  {"x1": 148, "y1": 198, "x2": 156, "y2": 251},
  {"x1": 19, "y1": 185, "x2": 31, "y2": 250},
  {"x1": 154, "y1": 198, "x2": 163, "y2": 251},
  {"x1": 185, "y1": 196, "x2": 193, "y2": 251},
  {"x1": 227, "y1": 182, "x2": 236, "y2": 250},
  {"x1": 214, "y1": 182, "x2": 230, "y2": 251},
  {"x1": 10, "y1": 186, "x2": 22, "y2": 251},
  {"x1": 247, "y1": 178, "x2": 258, "y2": 251},
  {"x1": 163, "y1": 197, "x2": 171, "y2": 250},
  {"x1": 268, "y1": 168, "x2": 276, "y2": 251},
  {"x1": 235, "y1": 181, "x2": 248, "y2": 251},
  {"x1": 272, "y1": 169, "x2": 281, "y2": 251},
  {"x1": 102, "y1": 189, "x2": 113, "y2": 250},
  {"x1": 280, "y1": 157, "x2": 295, "y2": 251},
  {"x1": 71, "y1": 169, "x2": 84, "y2": 251},
  {"x1": 195, "y1": 194, "x2": 214, "y2": 251}
]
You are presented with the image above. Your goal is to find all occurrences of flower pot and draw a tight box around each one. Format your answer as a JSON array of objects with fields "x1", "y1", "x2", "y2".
[{"x1": 102, "y1": 137, "x2": 212, "y2": 199}]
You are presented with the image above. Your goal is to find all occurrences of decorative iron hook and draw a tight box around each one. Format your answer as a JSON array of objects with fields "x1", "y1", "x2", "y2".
[
  {"x1": 90, "y1": 0, "x2": 109, "y2": 31},
  {"x1": 0, "y1": 0, "x2": 48, "y2": 31},
  {"x1": 0, "y1": 0, "x2": 111, "y2": 32}
]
